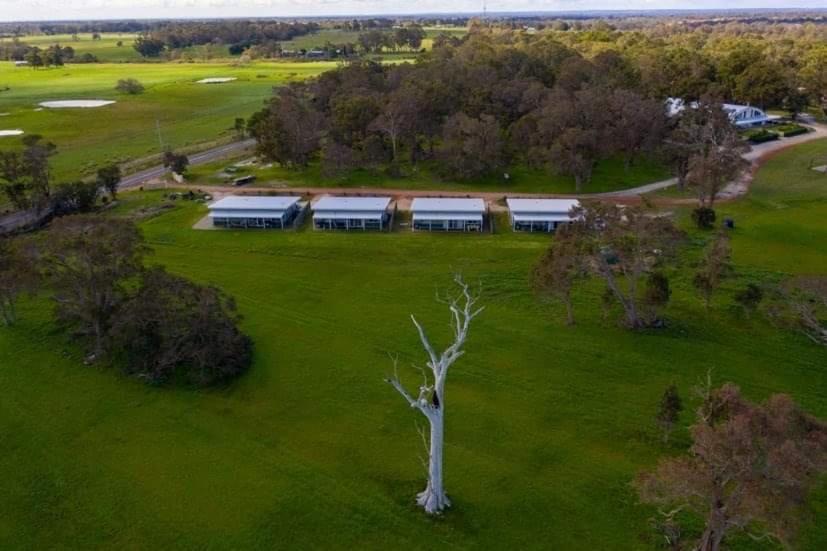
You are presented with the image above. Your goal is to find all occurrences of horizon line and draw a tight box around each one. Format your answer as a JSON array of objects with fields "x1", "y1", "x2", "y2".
[{"x1": 3, "y1": 7, "x2": 827, "y2": 25}]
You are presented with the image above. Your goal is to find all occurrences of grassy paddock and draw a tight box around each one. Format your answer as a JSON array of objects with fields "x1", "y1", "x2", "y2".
[
  {"x1": 0, "y1": 61, "x2": 334, "y2": 179},
  {"x1": 1, "y1": 140, "x2": 826, "y2": 549}
]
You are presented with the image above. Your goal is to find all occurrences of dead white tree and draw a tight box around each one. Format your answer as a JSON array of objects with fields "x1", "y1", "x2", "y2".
[{"x1": 385, "y1": 274, "x2": 484, "y2": 514}]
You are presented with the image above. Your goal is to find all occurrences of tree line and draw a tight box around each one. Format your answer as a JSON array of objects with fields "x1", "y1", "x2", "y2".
[
  {"x1": 250, "y1": 26, "x2": 799, "y2": 199},
  {"x1": 132, "y1": 20, "x2": 320, "y2": 58},
  {"x1": 0, "y1": 40, "x2": 97, "y2": 64}
]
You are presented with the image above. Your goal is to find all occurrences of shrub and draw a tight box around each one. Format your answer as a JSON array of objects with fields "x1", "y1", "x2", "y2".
[
  {"x1": 115, "y1": 78, "x2": 144, "y2": 95},
  {"x1": 644, "y1": 271, "x2": 671, "y2": 324},
  {"x1": 110, "y1": 267, "x2": 253, "y2": 387},
  {"x1": 780, "y1": 125, "x2": 808, "y2": 138},
  {"x1": 52, "y1": 181, "x2": 101, "y2": 214},
  {"x1": 744, "y1": 129, "x2": 779, "y2": 144},
  {"x1": 163, "y1": 150, "x2": 190, "y2": 174},
  {"x1": 691, "y1": 207, "x2": 716, "y2": 229},
  {"x1": 735, "y1": 283, "x2": 764, "y2": 317}
]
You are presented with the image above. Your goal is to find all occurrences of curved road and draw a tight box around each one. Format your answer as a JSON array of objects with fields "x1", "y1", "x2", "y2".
[
  {"x1": 0, "y1": 139, "x2": 255, "y2": 233},
  {"x1": 120, "y1": 139, "x2": 256, "y2": 189}
]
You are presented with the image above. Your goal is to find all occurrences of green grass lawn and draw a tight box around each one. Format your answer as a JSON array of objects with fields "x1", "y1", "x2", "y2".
[
  {"x1": 0, "y1": 61, "x2": 334, "y2": 179},
  {"x1": 189, "y1": 155, "x2": 670, "y2": 194},
  {"x1": 1, "y1": 139, "x2": 826, "y2": 548},
  {"x1": 719, "y1": 138, "x2": 827, "y2": 275}
]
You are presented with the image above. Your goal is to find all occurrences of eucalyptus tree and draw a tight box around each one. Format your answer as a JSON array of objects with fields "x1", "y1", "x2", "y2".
[{"x1": 386, "y1": 275, "x2": 484, "y2": 514}]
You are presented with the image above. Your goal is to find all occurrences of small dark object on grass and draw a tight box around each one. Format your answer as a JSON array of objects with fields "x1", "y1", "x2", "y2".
[{"x1": 724, "y1": 218, "x2": 735, "y2": 229}]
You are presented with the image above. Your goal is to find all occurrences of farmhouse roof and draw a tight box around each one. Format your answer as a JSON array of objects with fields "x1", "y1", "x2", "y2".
[
  {"x1": 411, "y1": 198, "x2": 486, "y2": 213},
  {"x1": 208, "y1": 195, "x2": 300, "y2": 211},
  {"x1": 313, "y1": 196, "x2": 392, "y2": 212}
]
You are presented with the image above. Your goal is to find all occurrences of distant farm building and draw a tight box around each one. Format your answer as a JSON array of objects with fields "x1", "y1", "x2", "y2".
[
  {"x1": 208, "y1": 195, "x2": 301, "y2": 229},
  {"x1": 14, "y1": 60, "x2": 28, "y2": 67},
  {"x1": 666, "y1": 98, "x2": 779, "y2": 128},
  {"x1": 506, "y1": 198, "x2": 580, "y2": 232},
  {"x1": 411, "y1": 198, "x2": 486, "y2": 232},
  {"x1": 312, "y1": 196, "x2": 392, "y2": 230}
]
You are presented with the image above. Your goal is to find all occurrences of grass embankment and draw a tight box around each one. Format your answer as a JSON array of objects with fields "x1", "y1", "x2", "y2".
[
  {"x1": 0, "y1": 61, "x2": 334, "y2": 180},
  {"x1": 1, "y1": 141, "x2": 826, "y2": 549},
  {"x1": 189, "y1": 154, "x2": 670, "y2": 195}
]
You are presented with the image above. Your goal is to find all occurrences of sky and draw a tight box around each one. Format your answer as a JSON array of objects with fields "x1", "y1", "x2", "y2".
[{"x1": 0, "y1": 1, "x2": 825, "y2": 22}]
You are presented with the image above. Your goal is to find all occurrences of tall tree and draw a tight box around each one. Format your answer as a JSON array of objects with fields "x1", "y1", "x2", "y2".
[
  {"x1": 608, "y1": 89, "x2": 667, "y2": 171},
  {"x1": 248, "y1": 87, "x2": 326, "y2": 168},
  {"x1": 768, "y1": 276, "x2": 827, "y2": 347},
  {"x1": 0, "y1": 135, "x2": 56, "y2": 211},
  {"x1": 41, "y1": 216, "x2": 145, "y2": 357},
  {"x1": 662, "y1": 98, "x2": 746, "y2": 194},
  {"x1": 133, "y1": 35, "x2": 165, "y2": 58},
  {"x1": 530, "y1": 87, "x2": 613, "y2": 192},
  {"x1": 693, "y1": 232, "x2": 732, "y2": 310},
  {"x1": 370, "y1": 88, "x2": 417, "y2": 165},
  {"x1": 23, "y1": 135, "x2": 56, "y2": 210},
  {"x1": 656, "y1": 384, "x2": 683, "y2": 444},
  {"x1": 0, "y1": 237, "x2": 37, "y2": 326},
  {"x1": 96, "y1": 164, "x2": 122, "y2": 199},
  {"x1": 568, "y1": 202, "x2": 684, "y2": 329},
  {"x1": 385, "y1": 275, "x2": 484, "y2": 514},
  {"x1": 637, "y1": 383, "x2": 827, "y2": 551},
  {"x1": 531, "y1": 226, "x2": 586, "y2": 326},
  {"x1": 438, "y1": 113, "x2": 505, "y2": 180}
]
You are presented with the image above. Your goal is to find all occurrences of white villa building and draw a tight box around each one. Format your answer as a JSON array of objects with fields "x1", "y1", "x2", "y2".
[
  {"x1": 208, "y1": 195, "x2": 302, "y2": 229},
  {"x1": 411, "y1": 198, "x2": 486, "y2": 232},
  {"x1": 722, "y1": 103, "x2": 779, "y2": 128},
  {"x1": 666, "y1": 98, "x2": 779, "y2": 128},
  {"x1": 312, "y1": 196, "x2": 392, "y2": 230},
  {"x1": 506, "y1": 198, "x2": 580, "y2": 232}
]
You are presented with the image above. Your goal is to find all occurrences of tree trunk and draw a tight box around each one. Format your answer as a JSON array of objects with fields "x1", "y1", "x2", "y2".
[
  {"x1": 575, "y1": 174, "x2": 583, "y2": 193},
  {"x1": 0, "y1": 298, "x2": 15, "y2": 326},
  {"x1": 697, "y1": 501, "x2": 727, "y2": 551},
  {"x1": 92, "y1": 318, "x2": 105, "y2": 358},
  {"x1": 564, "y1": 298, "x2": 575, "y2": 326},
  {"x1": 697, "y1": 523, "x2": 726, "y2": 551},
  {"x1": 417, "y1": 409, "x2": 451, "y2": 514}
]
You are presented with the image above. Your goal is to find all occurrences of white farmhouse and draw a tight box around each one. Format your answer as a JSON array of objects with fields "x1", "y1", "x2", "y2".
[
  {"x1": 666, "y1": 98, "x2": 780, "y2": 128},
  {"x1": 208, "y1": 195, "x2": 301, "y2": 229},
  {"x1": 722, "y1": 103, "x2": 779, "y2": 128},
  {"x1": 312, "y1": 196, "x2": 392, "y2": 230},
  {"x1": 411, "y1": 198, "x2": 486, "y2": 232},
  {"x1": 506, "y1": 198, "x2": 580, "y2": 232}
]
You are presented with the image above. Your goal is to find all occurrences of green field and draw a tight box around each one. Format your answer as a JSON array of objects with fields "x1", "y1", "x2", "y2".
[
  {"x1": 1, "y1": 140, "x2": 826, "y2": 548},
  {"x1": 0, "y1": 61, "x2": 334, "y2": 179},
  {"x1": 0, "y1": 33, "x2": 142, "y2": 62}
]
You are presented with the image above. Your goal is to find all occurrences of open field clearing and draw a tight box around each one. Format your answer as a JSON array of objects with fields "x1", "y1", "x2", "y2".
[
  {"x1": 1, "y1": 140, "x2": 826, "y2": 549},
  {"x1": 0, "y1": 61, "x2": 335, "y2": 179}
]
